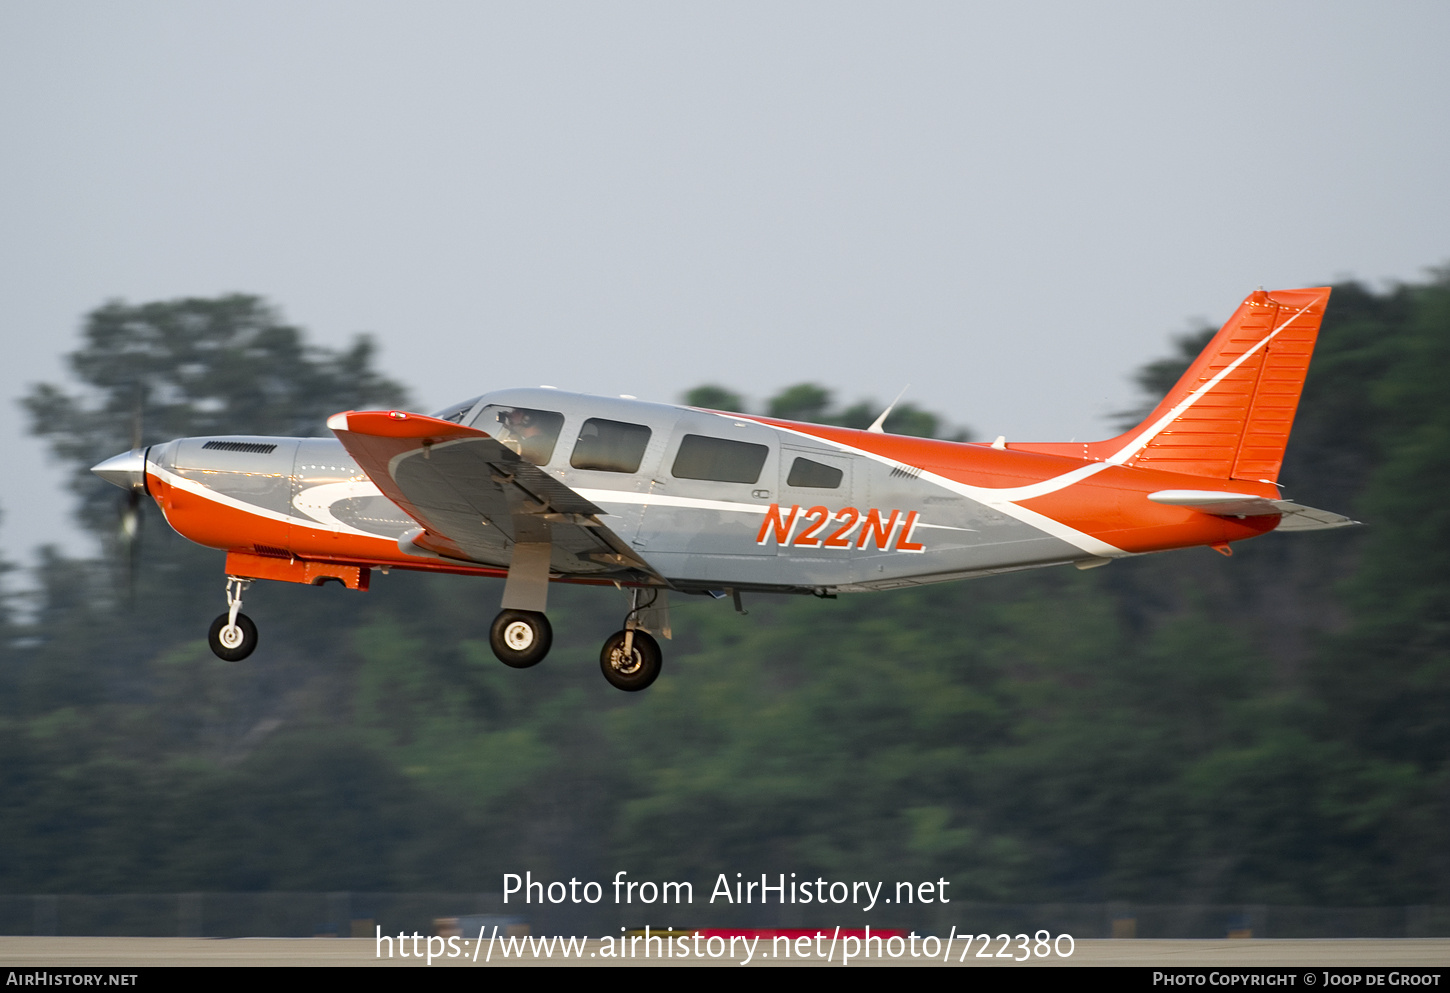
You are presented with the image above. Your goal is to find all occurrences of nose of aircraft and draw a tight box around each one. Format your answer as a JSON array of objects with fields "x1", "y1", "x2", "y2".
[{"x1": 91, "y1": 448, "x2": 148, "y2": 490}]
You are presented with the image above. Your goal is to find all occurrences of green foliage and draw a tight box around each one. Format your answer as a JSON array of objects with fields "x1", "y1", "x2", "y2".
[
  {"x1": 680, "y1": 385, "x2": 747, "y2": 413},
  {"x1": 1313, "y1": 271, "x2": 1450, "y2": 769},
  {"x1": 1113, "y1": 326, "x2": 1215, "y2": 429},
  {"x1": 24, "y1": 295, "x2": 410, "y2": 535},
  {"x1": 766, "y1": 382, "x2": 834, "y2": 422},
  {"x1": 745, "y1": 381, "x2": 966, "y2": 439}
]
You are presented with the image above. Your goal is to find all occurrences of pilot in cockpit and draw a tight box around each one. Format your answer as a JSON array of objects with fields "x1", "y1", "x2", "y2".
[{"x1": 496, "y1": 408, "x2": 552, "y2": 465}]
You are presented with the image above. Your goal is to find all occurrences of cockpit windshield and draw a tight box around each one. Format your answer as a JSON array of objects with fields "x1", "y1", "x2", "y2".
[
  {"x1": 431, "y1": 396, "x2": 483, "y2": 424},
  {"x1": 473, "y1": 404, "x2": 566, "y2": 465}
]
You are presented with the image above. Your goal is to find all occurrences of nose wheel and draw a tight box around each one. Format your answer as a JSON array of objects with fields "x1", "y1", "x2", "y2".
[
  {"x1": 209, "y1": 612, "x2": 259, "y2": 661},
  {"x1": 209, "y1": 576, "x2": 258, "y2": 661},
  {"x1": 490, "y1": 609, "x2": 552, "y2": 667}
]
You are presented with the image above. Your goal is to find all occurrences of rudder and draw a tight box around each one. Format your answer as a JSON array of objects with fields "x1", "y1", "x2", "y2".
[{"x1": 1094, "y1": 286, "x2": 1331, "y2": 482}]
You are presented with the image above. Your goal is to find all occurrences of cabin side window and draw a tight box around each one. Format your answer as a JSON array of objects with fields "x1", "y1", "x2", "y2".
[
  {"x1": 474, "y1": 405, "x2": 565, "y2": 465},
  {"x1": 571, "y1": 418, "x2": 652, "y2": 473},
  {"x1": 787, "y1": 457, "x2": 843, "y2": 488},
  {"x1": 670, "y1": 434, "x2": 769, "y2": 484}
]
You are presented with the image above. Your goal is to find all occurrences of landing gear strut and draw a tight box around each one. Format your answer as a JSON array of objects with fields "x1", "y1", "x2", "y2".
[
  {"x1": 599, "y1": 588, "x2": 664, "y2": 691},
  {"x1": 490, "y1": 609, "x2": 552, "y2": 668},
  {"x1": 208, "y1": 576, "x2": 258, "y2": 661}
]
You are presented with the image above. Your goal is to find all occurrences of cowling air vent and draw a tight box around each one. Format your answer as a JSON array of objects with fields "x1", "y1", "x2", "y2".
[{"x1": 203, "y1": 440, "x2": 278, "y2": 454}]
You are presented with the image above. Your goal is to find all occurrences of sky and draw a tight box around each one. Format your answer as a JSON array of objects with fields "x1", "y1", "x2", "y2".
[{"x1": 1, "y1": 1, "x2": 1447, "y2": 571}]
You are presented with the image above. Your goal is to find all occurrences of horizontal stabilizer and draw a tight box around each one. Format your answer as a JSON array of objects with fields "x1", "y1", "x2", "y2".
[
  {"x1": 1267, "y1": 502, "x2": 1359, "y2": 532},
  {"x1": 1149, "y1": 490, "x2": 1357, "y2": 531},
  {"x1": 1149, "y1": 490, "x2": 1282, "y2": 515}
]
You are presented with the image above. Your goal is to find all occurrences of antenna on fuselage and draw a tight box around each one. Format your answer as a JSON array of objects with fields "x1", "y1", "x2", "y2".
[{"x1": 866, "y1": 384, "x2": 910, "y2": 434}]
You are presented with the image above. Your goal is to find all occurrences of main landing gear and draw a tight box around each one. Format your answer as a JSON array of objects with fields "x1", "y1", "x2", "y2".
[
  {"x1": 487, "y1": 587, "x2": 666, "y2": 691},
  {"x1": 489, "y1": 609, "x2": 552, "y2": 668},
  {"x1": 600, "y1": 628, "x2": 662, "y2": 692},
  {"x1": 208, "y1": 576, "x2": 259, "y2": 661}
]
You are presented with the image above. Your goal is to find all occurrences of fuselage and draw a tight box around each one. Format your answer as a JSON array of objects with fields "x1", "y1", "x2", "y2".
[{"x1": 130, "y1": 387, "x2": 1278, "y2": 595}]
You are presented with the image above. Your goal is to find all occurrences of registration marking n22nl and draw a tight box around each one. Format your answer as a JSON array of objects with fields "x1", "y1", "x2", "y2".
[{"x1": 755, "y1": 504, "x2": 926, "y2": 552}]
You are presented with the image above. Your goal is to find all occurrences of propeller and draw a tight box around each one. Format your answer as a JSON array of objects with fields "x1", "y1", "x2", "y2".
[
  {"x1": 91, "y1": 387, "x2": 148, "y2": 603},
  {"x1": 120, "y1": 392, "x2": 145, "y2": 601}
]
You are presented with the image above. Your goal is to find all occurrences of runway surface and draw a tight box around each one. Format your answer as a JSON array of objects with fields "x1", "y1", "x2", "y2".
[{"x1": 2, "y1": 936, "x2": 1449, "y2": 967}]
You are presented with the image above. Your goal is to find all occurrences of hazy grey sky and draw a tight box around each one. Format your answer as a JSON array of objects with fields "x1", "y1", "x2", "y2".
[{"x1": 2, "y1": 1, "x2": 1447, "y2": 569}]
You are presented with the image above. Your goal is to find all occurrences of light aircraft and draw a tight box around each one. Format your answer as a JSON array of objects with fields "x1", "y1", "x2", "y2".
[{"x1": 92, "y1": 287, "x2": 1353, "y2": 691}]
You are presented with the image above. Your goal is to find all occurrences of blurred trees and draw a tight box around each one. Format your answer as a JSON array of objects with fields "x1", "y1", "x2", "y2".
[
  {"x1": 681, "y1": 384, "x2": 747, "y2": 414},
  {"x1": 3, "y1": 274, "x2": 1450, "y2": 913},
  {"x1": 1314, "y1": 271, "x2": 1450, "y2": 768},
  {"x1": 684, "y1": 381, "x2": 969, "y2": 440},
  {"x1": 3, "y1": 296, "x2": 432, "y2": 891},
  {"x1": 23, "y1": 295, "x2": 409, "y2": 536}
]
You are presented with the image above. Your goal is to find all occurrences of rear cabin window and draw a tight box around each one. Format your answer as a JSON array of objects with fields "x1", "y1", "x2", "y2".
[
  {"x1": 787, "y1": 457, "x2": 843, "y2": 489},
  {"x1": 671, "y1": 434, "x2": 769, "y2": 484},
  {"x1": 571, "y1": 418, "x2": 652, "y2": 473},
  {"x1": 475, "y1": 405, "x2": 565, "y2": 465}
]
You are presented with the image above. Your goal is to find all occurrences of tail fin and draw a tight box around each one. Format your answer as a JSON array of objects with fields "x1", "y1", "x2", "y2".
[{"x1": 1018, "y1": 287, "x2": 1332, "y2": 482}]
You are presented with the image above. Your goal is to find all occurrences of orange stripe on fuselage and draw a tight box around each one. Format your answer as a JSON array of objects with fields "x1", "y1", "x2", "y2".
[
  {"x1": 149, "y1": 472, "x2": 299, "y2": 554},
  {"x1": 1013, "y1": 465, "x2": 1278, "y2": 551},
  {"x1": 737, "y1": 417, "x2": 1281, "y2": 552},
  {"x1": 147, "y1": 469, "x2": 508, "y2": 579}
]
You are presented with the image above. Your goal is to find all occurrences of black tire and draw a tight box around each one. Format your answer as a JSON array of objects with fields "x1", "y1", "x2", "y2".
[
  {"x1": 490, "y1": 610, "x2": 552, "y2": 668},
  {"x1": 599, "y1": 629, "x2": 662, "y2": 691},
  {"x1": 208, "y1": 612, "x2": 259, "y2": 662}
]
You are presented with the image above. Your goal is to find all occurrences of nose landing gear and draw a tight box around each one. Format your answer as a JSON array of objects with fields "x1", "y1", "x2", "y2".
[{"x1": 208, "y1": 576, "x2": 258, "y2": 661}]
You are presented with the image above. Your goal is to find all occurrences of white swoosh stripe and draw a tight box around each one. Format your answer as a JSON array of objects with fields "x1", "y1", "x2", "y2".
[
  {"x1": 292, "y1": 480, "x2": 384, "y2": 530},
  {"x1": 729, "y1": 417, "x2": 1125, "y2": 556},
  {"x1": 575, "y1": 486, "x2": 976, "y2": 532},
  {"x1": 152, "y1": 465, "x2": 385, "y2": 540},
  {"x1": 1106, "y1": 301, "x2": 1312, "y2": 465},
  {"x1": 573, "y1": 488, "x2": 769, "y2": 515}
]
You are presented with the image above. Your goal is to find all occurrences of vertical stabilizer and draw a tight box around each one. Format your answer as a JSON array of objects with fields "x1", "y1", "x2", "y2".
[{"x1": 1020, "y1": 287, "x2": 1332, "y2": 482}]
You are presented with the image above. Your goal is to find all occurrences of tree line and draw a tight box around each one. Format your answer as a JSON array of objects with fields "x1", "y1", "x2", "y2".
[{"x1": 1, "y1": 274, "x2": 1447, "y2": 926}]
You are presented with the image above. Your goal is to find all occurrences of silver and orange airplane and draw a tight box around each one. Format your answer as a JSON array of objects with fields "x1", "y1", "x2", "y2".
[{"x1": 92, "y1": 287, "x2": 1352, "y2": 690}]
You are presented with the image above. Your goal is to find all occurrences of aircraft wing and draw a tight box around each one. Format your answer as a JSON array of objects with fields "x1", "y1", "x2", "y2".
[
  {"x1": 327, "y1": 410, "x2": 657, "y2": 577},
  {"x1": 1148, "y1": 490, "x2": 1358, "y2": 532}
]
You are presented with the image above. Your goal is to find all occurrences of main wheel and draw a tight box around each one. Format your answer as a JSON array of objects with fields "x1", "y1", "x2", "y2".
[
  {"x1": 490, "y1": 610, "x2": 552, "y2": 668},
  {"x1": 208, "y1": 612, "x2": 259, "y2": 662},
  {"x1": 599, "y1": 629, "x2": 662, "y2": 691}
]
